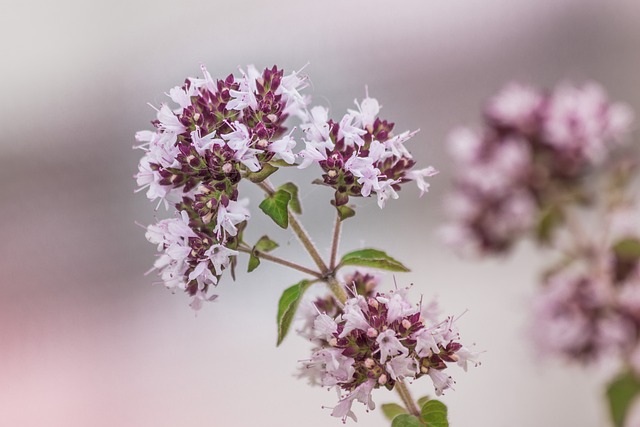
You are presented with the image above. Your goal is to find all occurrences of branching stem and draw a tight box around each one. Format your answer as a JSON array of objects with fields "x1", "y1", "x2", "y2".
[{"x1": 237, "y1": 246, "x2": 323, "y2": 278}]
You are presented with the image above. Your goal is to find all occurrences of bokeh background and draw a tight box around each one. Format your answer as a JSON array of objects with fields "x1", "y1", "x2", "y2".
[{"x1": 2, "y1": 0, "x2": 640, "y2": 426}]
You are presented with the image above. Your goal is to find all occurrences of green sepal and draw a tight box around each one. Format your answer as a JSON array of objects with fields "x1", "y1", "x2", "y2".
[
  {"x1": 276, "y1": 280, "x2": 313, "y2": 346},
  {"x1": 607, "y1": 370, "x2": 640, "y2": 427},
  {"x1": 246, "y1": 163, "x2": 279, "y2": 183},
  {"x1": 381, "y1": 403, "x2": 407, "y2": 421},
  {"x1": 420, "y1": 399, "x2": 448, "y2": 427},
  {"x1": 259, "y1": 189, "x2": 291, "y2": 229},
  {"x1": 339, "y1": 248, "x2": 410, "y2": 272},
  {"x1": 279, "y1": 182, "x2": 302, "y2": 214},
  {"x1": 391, "y1": 414, "x2": 422, "y2": 427}
]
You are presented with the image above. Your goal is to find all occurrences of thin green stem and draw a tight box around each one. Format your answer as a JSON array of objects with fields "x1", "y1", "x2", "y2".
[
  {"x1": 329, "y1": 215, "x2": 341, "y2": 270},
  {"x1": 256, "y1": 180, "x2": 329, "y2": 274},
  {"x1": 395, "y1": 379, "x2": 421, "y2": 418},
  {"x1": 237, "y1": 246, "x2": 323, "y2": 278}
]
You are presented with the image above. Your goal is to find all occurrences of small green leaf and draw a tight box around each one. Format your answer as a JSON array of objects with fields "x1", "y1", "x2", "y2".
[
  {"x1": 247, "y1": 254, "x2": 260, "y2": 272},
  {"x1": 336, "y1": 204, "x2": 356, "y2": 221},
  {"x1": 421, "y1": 400, "x2": 448, "y2": 427},
  {"x1": 276, "y1": 280, "x2": 312, "y2": 346},
  {"x1": 248, "y1": 236, "x2": 279, "y2": 273},
  {"x1": 279, "y1": 182, "x2": 302, "y2": 214},
  {"x1": 613, "y1": 238, "x2": 640, "y2": 261},
  {"x1": 417, "y1": 396, "x2": 430, "y2": 408},
  {"x1": 535, "y1": 205, "x2": 564, "y2": 244},
  {"x1": 607, "y1": 371, "x2": 640, "y2": 427},
  {"x1": 381, "y1": 403, "x2": 407, "y2": 421},
  {"x1": 245, "y1": 163, "x2": 279, "y2": 183},
  {"x1": 259, "y1": 189, "x2": 291, "y2": 229},
  {"x1": 255, "y1": 235, "x2": 279, "y2": 252},
  {"x1": 391, "y1": 414, "x2": 422, "y2": 427},
  {"x1": 340, "y1": 248, "x2": 410, "y2": 272}
]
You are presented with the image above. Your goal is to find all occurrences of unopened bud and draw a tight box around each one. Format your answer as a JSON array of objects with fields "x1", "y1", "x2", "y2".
[
  {"x1": 193, "y1": 113, "x2": 201, "y2": 121},
  {"x1": 402, "y1": 319, "x2": 412, "y2": 329},
  {"x1": 328, "y1": 337, "x2": 338, "y2": 347},
  {"x1": 364, "y1": 358, "x2": 375, "y2": 369},
  {"x1": 368, "y1": 298, "x2": 379, "y2": 309},
  {"x1": 222, "y1": 163, "x2": 233, "y2": 174},
  {"x1": 378, "y1": 374, "x2": 387, "y2": 385},
  {"x1": 367, "y1": 327, "x2": 378, "y2": 338},
  {"x1": 266, "y1": 114, "x2": 278, "y2": 123},
  {"x1": 327, "y1": 170, "x2": 337, "y2": 178},
  {"x1": 257, "y1": 139, "x2": 269, "y2": 149},
  {"x1": 421, "y1": 366, "x2": 429, "y2": 374}
]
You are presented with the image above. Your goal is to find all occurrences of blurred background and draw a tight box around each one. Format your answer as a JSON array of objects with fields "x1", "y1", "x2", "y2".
[{"x1": 1, "y1": 0, "x2": 639, "y2": 425}]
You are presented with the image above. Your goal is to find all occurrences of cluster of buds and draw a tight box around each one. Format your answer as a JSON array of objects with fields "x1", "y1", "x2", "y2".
[
  {"x1": 298, "y1": 95, "x2": 437, "y2": 208},
  {"x1": 442, "y1": 82, "x2": 633, "y2": 255},
  {"x1": 136, "y1": 65, "x2": 308, "y2": 308},
  {"x1": 298, "y1": 282, "x2": 479, "y2": 422},
  {"x1": 532, "y1": 208, "x2": 640, "y2": 368}
]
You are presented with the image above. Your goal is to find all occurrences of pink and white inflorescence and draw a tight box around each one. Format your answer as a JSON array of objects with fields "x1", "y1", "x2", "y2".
[
  {"x1": 442, "y1": 82, "x2": 634, "y2": 255},
  {"x1": 299, "y1": 282, "x2": 480, "y2": 422},
  {"x1": 298, "y1": 95, "x2": 438, "y2": 208},
  {"x1": 532, "y1": 211, "x2": 640, "y2": 368},
  {"x1": 135, "y1": 65, "x2": 309, "y2": 308}
]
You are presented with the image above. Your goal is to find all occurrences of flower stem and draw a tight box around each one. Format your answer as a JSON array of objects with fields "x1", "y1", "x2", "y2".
[
  {"x1": 327, "y1": 275, "x2": 348, "y2": 305},
  {"x1": 237, "y1": 246, "x2": 323, "y2": 278},
  {"x1": 256, "y1": 180, "x2": 329, "y2": 274},
  {"x1": 395, "y1": 380, "x2": 421, "y2": 418},
  {"x1": 329, "y1": 215, "x2": 342, "y2": 270}
]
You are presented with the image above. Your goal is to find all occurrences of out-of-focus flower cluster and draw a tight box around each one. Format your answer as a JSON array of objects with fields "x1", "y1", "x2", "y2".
[
  {"x1": 136, "y1": 65, "x2": 308, "y2": 308},
  {"x1": 298, "y1": 275, "x2": 479, "y2": 422},
  {"x1": 532, "y1": 208, "x2": 640, "y2": 369},
  {"x1": 298, "y1": 96, "x2": 437, "y2": 208},
  {"x1": 442, "y1": 82, "x2": 634, "y2": 255}
]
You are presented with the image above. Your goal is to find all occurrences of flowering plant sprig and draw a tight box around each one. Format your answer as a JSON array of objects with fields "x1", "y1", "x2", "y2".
[
  {"x1": 444, "y1": 81, "x2": 638, "y2": 426},
  {"x1": 135, "y1": 64, "x2": 479, "y2": 425}
]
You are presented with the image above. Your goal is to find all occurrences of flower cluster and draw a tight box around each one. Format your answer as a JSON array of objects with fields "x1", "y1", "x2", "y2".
[
  {"x1": 136, "y1": 65, "x2": 308, "y2": 308},
  {"x1": 532, "y1": 210, "x2": 640, "y2": 368},
  {"x1": 299, "y1": 284, "x2": 479, "y2": 422},
  {"x1": 442, "y1": 82, "x2": 633, "y2": 255},
  {"x1": 298, "y1": 95, "x2": 437, "y2": 208}
]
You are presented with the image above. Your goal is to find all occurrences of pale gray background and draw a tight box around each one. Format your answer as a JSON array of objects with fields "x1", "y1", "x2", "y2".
[{"x1": 1, "y1": 0, "x2": 639, "y2": 426}]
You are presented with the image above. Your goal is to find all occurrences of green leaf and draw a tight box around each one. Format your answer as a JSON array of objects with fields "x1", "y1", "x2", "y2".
[
  {"x1": 279, "y1": 182, "x2": 302, "y2": 214},
  {"x1": 247, "y1": 254, "x2": 260, "y2": 272},
  {"x1": 535, "y1": 205, "x2": 564, "y2": 244},
  {"x1": 613, "y1": 238, "x2": 640, "y2": 261},
  {"x1": 417, "y1": 396, "x2": 430, "y2": 408},
  {"x1": 276, "y1": 280, "x2": 312, "y2": 346},
  {"x1": 391, "y1": 414, "x2": 422, "y2": 427},
  {"x1": 340, "y1": 248, "x2": 410, "y2": 272},
  {"x1": 246, "y1": 163, "x2": 279, "y2": 183},
  {"x1": 255, "y1": 235, "x2": 279, "y2": 252},
  {"x1": 259, "y1": 189, "x2": 291, "y2": 229},
  {"x1": 421, "y1": 400, "x2": 448, "y2": 427},
  {"x1": 607, "y1": 371, "x2": 640, "y2": 427},
  {"x1": 336, "y1": 204, "x2": 356, "y2": 221},
  {"x1": 381, "y1": 403, "x2": 407, "y2": 421}
]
